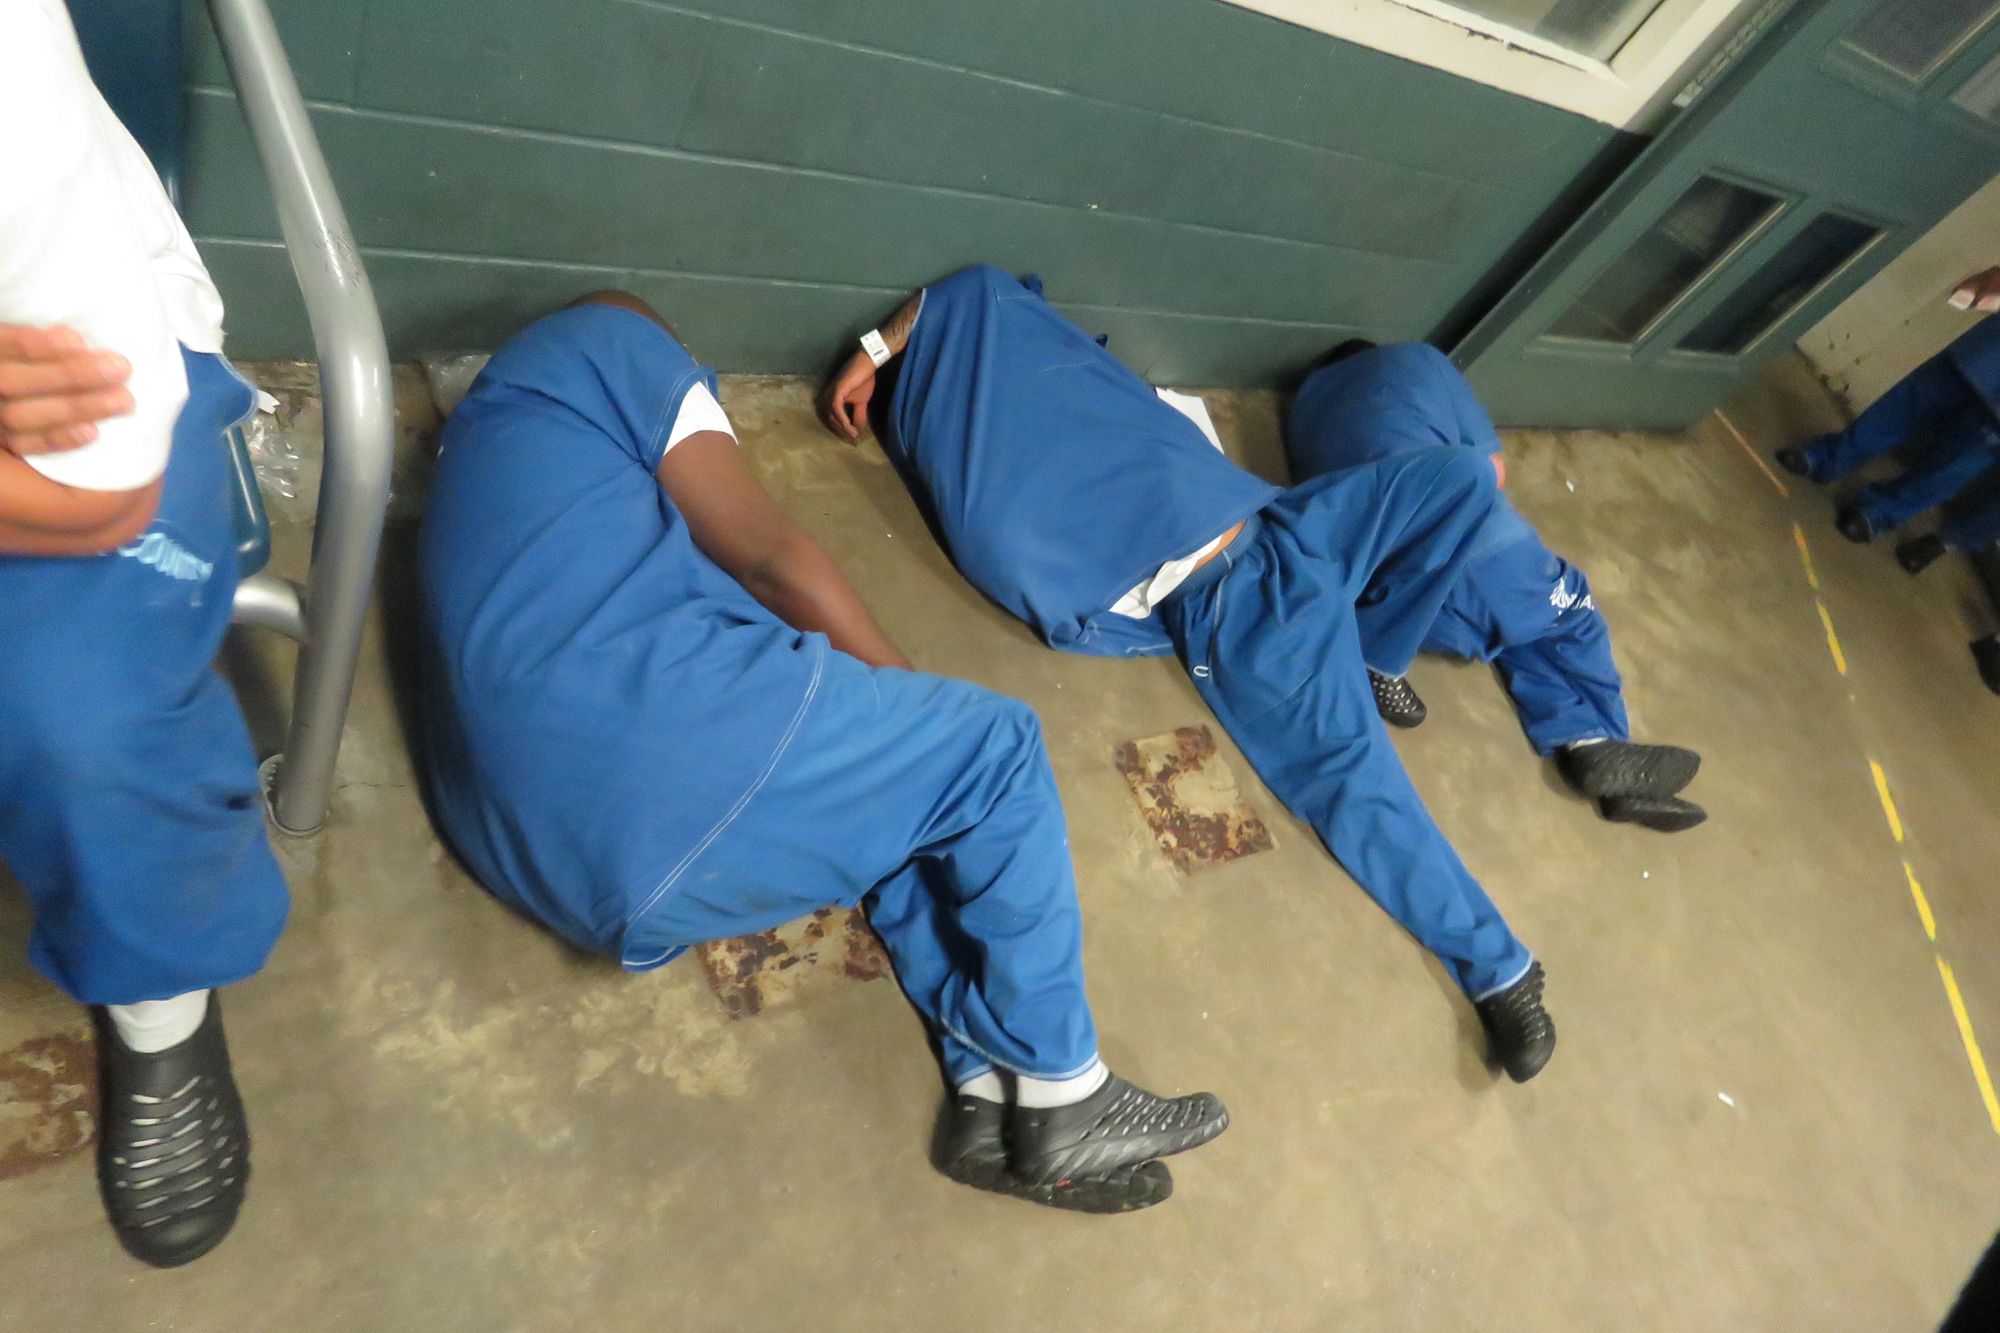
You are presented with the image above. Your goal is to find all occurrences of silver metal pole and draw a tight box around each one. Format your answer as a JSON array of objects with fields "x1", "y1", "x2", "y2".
[
  {"x1": 231, "y1": 571, "x2": 306, "y2": 641},
  {"x1": 207, "y1": 0, "x2": 394, "y2": 835}
]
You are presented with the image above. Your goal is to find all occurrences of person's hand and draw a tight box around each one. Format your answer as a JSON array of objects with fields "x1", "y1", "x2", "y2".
[
  {"x1": 0, "y1": 324, "x2": 134, "y2": 456},
  {"x1": 818, "y1": 349, "x2": 877, "y2": 443},
  {"x1": 1492, "y1": 453, "x2": 1506, "y2": 489},
  {"x1": 1949, "y1": 267, "x2": 2000, "y2": 314}
]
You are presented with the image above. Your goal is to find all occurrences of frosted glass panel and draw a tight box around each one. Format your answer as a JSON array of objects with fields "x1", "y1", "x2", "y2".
[
  {"x1": 1679, "y1": 214, "x2": 1881, "y2": 355},
  {"x1": 1848, "y1": 0, "x2": 2000, "y2": 79}
]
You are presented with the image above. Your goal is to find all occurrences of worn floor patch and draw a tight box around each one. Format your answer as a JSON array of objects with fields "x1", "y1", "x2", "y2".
[
  {"x1": 1114, "y1": 724, "x2": 1275, "y2": 874},
  {"x1": 697, "y1": 907, "x2": 890, "y2": 1018},
  {"x1": 0, "y1": 1033, "x2": 96, "y2": 1180}
]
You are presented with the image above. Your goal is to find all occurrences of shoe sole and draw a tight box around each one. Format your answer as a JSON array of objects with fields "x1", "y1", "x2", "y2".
[
  {"x1": 945, "y1": 1157, "x2": 1174, "y2": 1213},
  {"x1": 1016, "y1": 1107, "x2": 1230, "y2": 1187},
  {"x1": 1601, "y1": 800, "x2": 1708, "y2": 833}
]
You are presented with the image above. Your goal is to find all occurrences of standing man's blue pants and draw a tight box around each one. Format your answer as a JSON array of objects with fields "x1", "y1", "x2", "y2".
[
  {"x1": 1801, "y1": 351, "x2": 2000, "y2": 542},
  {"x1": 1159, "y1": 450, "x2": 1533, "y2": 1000},
  {"x1": 0, "y1": 350, "x2": 288, "y2": 1004}
]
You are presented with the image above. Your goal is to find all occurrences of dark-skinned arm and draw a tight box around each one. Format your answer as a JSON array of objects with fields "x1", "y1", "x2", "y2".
[{"x1": 657, "y1": 430, "x2": 913, "y2": 670}]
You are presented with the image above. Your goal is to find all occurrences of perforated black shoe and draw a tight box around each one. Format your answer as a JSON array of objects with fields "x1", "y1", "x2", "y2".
[
  {"x1": 1009, "y1": 1075, "x2": 1228, "y2": 1187},
  {"x1": 1897, "y1": 534, "x2": 1947, "y2": 575},
  {"x1": 1835, "y1": 507, "x2": 1876, "y2": 544},
  {"x1": 1973, "y1": 636, "x2": 2000, "y2": 696},
  {"x1": 1773, "y1": 447, "x2": 1814, "y2": 479},
  {"x1": 1477, "y1": 962, "x2": 1555, "y2": 1084},
  {"x1": 93, "y1": 998, "x2": 250, "y2": 1268},
  {"x1": 1558, "y1": 740, "x2": 1700, "y2": 800},
  {"x1": 1598, "y1": 793, "x2": 1707, "y2": 833},
  {"x1": 1368, "y1": 669, "x2": 1427, "y2": 728},
  {"x1": 936, "y1": 1095, "x2": 1173, "y2": 1213}
]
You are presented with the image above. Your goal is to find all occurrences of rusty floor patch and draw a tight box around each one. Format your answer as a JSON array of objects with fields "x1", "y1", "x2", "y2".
[
  {"x1": 1114, "y1": 724, "x2": 1275, "y2": 874},
  {"x1": 0, "y1": 1032, "x2": 97, "y2": 1180},
  {"x1": 697, "y1": 907, "x2": 890, "y2": 1019}
]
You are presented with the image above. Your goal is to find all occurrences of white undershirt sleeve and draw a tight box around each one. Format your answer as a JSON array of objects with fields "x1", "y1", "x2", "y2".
[{"x1": 661, "y1": 381, "x2": 735, "y2": 458}]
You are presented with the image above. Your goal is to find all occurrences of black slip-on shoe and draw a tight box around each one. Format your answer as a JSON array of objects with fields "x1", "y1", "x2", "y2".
[
  {"x1": 93, "y1": 998, "x2": 250, "y2": 1268},
  {"x1": 1774, "y1": 447, "x2": 1814, "y2": 479},
  {"x1": 1009, "y1": 1075, "x2": 1228, "y2": 1187},
  {"x1": 1368, "y1": 669, "x2": 1427, "y2": 729},
  {"x1": 936, "y1": 1095, "x2": 1172, "y2": 1213},
  {"x1": 1896, "y1": 535, "x2": 1947, "y2": 576},
  {"x1": 1477, "y1": 962, "x2": 1555, "y2": 1084},
  {"x1": 1558, "y1": 741, "x2": 1701, "y2": 800},
  {"x1": 1835, "y1": 507, "x2": 1876, "y2": 544},
  {"x1": 1973, "y1": 637, "x2": 2000, "y2": 696},
  {"x1": 1598, "y1": 793, "x2": 1708, "y2": 833}
]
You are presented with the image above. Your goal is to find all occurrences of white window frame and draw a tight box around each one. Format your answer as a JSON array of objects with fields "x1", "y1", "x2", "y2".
[{"x1": 1220, "y1": 0, "x2": 1763, "y2": 129}]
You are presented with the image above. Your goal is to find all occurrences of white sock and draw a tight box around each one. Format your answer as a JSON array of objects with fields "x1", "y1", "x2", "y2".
[
  {"x1": 957, "y1": 1070, "x2": 1005, "y2": 1103},
  {"x1": 1565, "y1": 737, "x2": 1609, "y2": 751},
  {"x1": 106, "y1": 989, "x2": 210, "y2": 1054},
  {"x1": 1015, "y1": 1058, "x2": 1109, "y2": 1109}
]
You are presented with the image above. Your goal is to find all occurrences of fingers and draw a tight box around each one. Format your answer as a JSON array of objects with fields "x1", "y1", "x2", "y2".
[
  {"x1": 2, "y1": 423, "x2": 102, "y2": 456},
  {"x1": 0, "y1": 347, "x2": 131, "y2": 398},
  {"x1": 0, "y1": 384, "x2": 136, "y2": 434},
  {"x1": 0, "y1": 323, "x2": 89, "y2": 361}
]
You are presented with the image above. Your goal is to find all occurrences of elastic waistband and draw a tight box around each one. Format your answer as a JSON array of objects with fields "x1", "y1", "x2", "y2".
[{"x1": 1162, "y1": 512, "x2": 1264, "y2": 608}]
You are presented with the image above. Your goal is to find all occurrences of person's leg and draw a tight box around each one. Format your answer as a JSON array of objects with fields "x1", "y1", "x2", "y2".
[
  {"x1": 1792, "y1": 354, "x2": 1974, "y2": 482},
  {"x1": 1849, "y1": 401, "x2": 2000, "y2": 535},
  {"x1": 1162, "y1": 481, "x2": 1554, "y2": 1081},
  {"x1": 622, "y1": 659, "x2": 1227, "y2": 1190},
  {"x1": 1938, "y1": 474, "x2": 2000, "y2": 553},
  {"x1": 0, "y1": 350, "x2": 286, "y2": 1268}
]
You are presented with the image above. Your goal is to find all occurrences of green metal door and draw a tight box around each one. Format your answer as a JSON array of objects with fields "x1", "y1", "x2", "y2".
[{"x1": 1457, "y1": 0, "x2": 2000, "y2": 430}]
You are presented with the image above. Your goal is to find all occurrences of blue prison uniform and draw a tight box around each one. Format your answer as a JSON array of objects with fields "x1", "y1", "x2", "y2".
[
  {"x1": 881, "y1": 268, "x2": 1532, "y2": 999},
  {"x1": 417, "y1": 304, "x2": 1098, "y2": 1084},
  {"x1": 0, "y1": 349, "x2": 287, "y2": 1003},
  {"x1": 1289, "y1": 343, "x2": 1629, "y2": 753}
]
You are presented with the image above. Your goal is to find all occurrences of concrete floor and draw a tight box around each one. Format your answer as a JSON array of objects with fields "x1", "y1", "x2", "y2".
[{"x1": 3, "y1": 358, "x2": 1997, "y2": 1330}]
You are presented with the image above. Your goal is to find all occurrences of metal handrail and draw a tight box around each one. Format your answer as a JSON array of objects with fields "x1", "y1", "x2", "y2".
[{"x1": 209, "y1": 0, "x2": 395, "y2": 835}]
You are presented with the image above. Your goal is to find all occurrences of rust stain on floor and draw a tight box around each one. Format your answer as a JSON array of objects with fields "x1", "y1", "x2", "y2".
[
  {"x1": 0, "y1": 1033, "x2": 97, "y2": 1180},
  {"x1": 1114, "y1": 724, "x2": 1275, "y2": 874},
  {"x1": 697, "y1": 907, "x2": 890, "y2": 1018}
]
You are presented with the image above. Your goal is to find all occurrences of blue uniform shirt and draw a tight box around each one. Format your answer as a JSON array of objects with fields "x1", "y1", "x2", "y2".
[
  {"x1": 884, "y1": 266, "x2": 1279, "y2": 657},
  {"x1": 418, "y1": 305, "x2": 829, "y2": 964},
  {"x1": 1289, "y1": 343, "x2": 1535, "y2": 560}
]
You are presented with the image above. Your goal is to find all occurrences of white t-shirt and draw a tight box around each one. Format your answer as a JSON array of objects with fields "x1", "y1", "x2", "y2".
[
  {"x1": 0, "y1": 0, "x2": 229, "y2": 492},
  {"x1": 661, "y1": 381, "x2": 735, "y2": 456},
  {"x1": 1108, "y1": 389, "x2": 1233, "y2": 618}
]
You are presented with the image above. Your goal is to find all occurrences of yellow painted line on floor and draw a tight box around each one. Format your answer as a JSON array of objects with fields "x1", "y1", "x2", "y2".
[
  {"x1": 1792, "y1": 523, "x2": 1819, "y2": 590},
  {"x1": 1816, "y1": 599, "x2": 1848, "y2": 675},
  {"x1": 1936, "y1": 956, "x2": 2000, "y2": 1136},
  {"x1": 1904, "y1": 861, "x2": 1937, "y2": 941},
  {"x1": 1714, "y1": 409, "x2": 1790, "y2": 497},
  {"x1": 1869, "y1": 759, "x2": 1904, "y2": 843}
]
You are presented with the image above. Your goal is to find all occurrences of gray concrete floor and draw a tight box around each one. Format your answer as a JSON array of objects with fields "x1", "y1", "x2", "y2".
[{"x1": 3, "y1": 359, "x2": 1998, "y2": 1330}]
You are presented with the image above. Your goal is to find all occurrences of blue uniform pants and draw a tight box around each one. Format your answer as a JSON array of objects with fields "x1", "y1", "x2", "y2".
[
  {"x1": 1421, "y1": 536, "x2": 1629, "y2": 754},
  {"x1": 621, "y1": 655, "x2": 1099, "y2": 1087},
  {"x1": 1802, "y1": 353, "x2": 2000, "y2": 537},
  {"x1": 0, "y1": 351, "x2": 287, "y2": 1004},
  {"x1": 1159, "y1": 449, "x2": 1533, "y2": 1000}
]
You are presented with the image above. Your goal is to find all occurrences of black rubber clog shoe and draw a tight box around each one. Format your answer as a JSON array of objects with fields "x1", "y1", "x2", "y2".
[
  {"x1": 1558, "y1": 741, "x2": 1701, "y2": 800},
  {"x1": 1009, "y1": 1076, "x2": 1228, "y2": 1187},
  {"x1": 1477, "y1": 962, "x2": 1556, "y2": 1084},
  {"x1": 1368, "y1": 669, "x2": 1427, "y2": 729},
  {"x1": 93, "y1": 998, "x2": 250, "y2": 1268},
  {"x1": 1598, "y1": 794, "x2": 1708, "y2": 833},
  {"x1": 936, "y1": 1095, "x2": 1173, "y2": 1213}
]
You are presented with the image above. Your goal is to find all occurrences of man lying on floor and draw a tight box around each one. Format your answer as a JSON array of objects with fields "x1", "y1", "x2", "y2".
[
  {"x1": 1286, "y1": 341, "x2": 1706, "y2": 832},
  {"x1": 415, "y1": 292, "x2": 1227, "y2": 1213},
  {"x1": 818, "y1": 265, "x2": 1555, "y2": 1083}
]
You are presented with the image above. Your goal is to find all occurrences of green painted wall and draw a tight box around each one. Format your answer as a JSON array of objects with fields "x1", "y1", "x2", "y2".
[{"x1": 184, "y1": 0, "x2": 1619, "y2": 383}]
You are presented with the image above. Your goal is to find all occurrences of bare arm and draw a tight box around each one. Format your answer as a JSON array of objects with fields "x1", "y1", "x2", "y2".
[
  {"x1": 657, "y1": 431, "x2": 912, "y2": 670},
  {"x1": 818, "y1": 292, "x2": 922, "y2": 443},
  {"x1": 0, "y1": 452, "x2": 159, "y2": 554}
]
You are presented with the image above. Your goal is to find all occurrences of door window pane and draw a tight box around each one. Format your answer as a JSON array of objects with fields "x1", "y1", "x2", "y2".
[
  {"x1": 1678, "y1": 214, "x2": 1882, "y2": 355},
  {"x1": 1547, "y1": 176, "x2": 1781, "y2": 344},
  {"x1": 1847, "y1": 0, "x2": 2000, "y2": 80},
  {"x1": 1952, "y1": 48, "x2": 2000, "y2": 123},
  {"x1": 1419, "y1": 0, "x2": 1670, "y2": 62}
]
